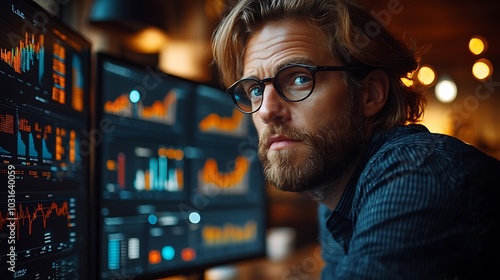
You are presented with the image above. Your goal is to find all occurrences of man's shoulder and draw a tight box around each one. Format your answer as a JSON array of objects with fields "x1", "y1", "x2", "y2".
[
  {"x1": 379, "y1": 124, "x2": 460, "y2": 149},
  {"x1": 363, "y1": 124, "x2": 500, "y2": 186},
  {"x1": 376, "y1": 124, "x2": 497, "y2": 163}
]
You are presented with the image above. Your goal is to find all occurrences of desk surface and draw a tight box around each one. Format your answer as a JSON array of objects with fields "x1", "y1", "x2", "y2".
[{"x1": 160, "y1": 243, "x2": 324, "y2": 280}]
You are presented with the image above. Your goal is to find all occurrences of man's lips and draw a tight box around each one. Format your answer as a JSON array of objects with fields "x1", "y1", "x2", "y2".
[{"x1": 266, "y1": 135, "x2": 299, "y2": 150}]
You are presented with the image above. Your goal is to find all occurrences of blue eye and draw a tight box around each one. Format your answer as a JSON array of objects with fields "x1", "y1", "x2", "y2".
[
  {"x1": 248, "y1": 86, "x2": 263, "y2": 97},
  {"x1": 293, "y1": 75, "x2": 311, "y2": 86}
]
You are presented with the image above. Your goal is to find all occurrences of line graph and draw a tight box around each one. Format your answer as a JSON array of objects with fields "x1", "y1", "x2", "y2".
[
  {"x1": 202, "y1": 220, "x2": 257, "y2": 246},
  {"x1": 0, "y1": 199, "x2": 73, "y2": 239},
  {"x1": 0, "y1": 0, "x2": 90, "y2": 277},
  {"x1": 198, "y1": 108, "x2": 247, "y2": 137},
  {"x1": 104, "y1": 90, "x2": 177, "y2": 125},
  {"x1": 198, "y1": 156, "x2": 250, "y2": 194}
]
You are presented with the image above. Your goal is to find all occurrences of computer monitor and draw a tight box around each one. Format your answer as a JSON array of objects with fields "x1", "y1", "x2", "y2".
[
  {"x1": 95, "y1": 53, "x2": 267, "y2": 279},
  {"x1": 0, "y1": 0, "x2": 91, "y2": 279}
]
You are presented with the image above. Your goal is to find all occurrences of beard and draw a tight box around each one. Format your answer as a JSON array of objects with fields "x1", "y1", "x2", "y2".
[{"x1": 258, "y1": 102, "x2": 365, "y2": 194}]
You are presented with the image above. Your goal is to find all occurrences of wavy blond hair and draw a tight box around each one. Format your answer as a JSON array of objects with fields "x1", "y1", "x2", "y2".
[{"x1": 212, "y1": 0, "x2": 426, "y2": 131}]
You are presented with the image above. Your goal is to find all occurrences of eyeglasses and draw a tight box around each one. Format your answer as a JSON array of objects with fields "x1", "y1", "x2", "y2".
[{"x1": 226, "y1": 64, "x2": 372, "y2": 114}]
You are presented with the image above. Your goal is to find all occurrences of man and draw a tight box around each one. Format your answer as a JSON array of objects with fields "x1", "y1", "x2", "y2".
[{"x1": 212, "y1": 0, "x2": 500, "y2": 279}]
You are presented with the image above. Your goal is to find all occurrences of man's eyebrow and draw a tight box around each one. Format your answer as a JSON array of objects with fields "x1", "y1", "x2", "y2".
[
  {"x1": 242, "y1": 57, "x2": 316, "y2": 80},
  {"x1": 273, "y1": 58, "x2": 314, "y2": 73}
]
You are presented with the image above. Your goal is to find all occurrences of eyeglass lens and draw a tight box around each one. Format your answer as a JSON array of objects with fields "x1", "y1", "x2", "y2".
[{"x1": 231, "y1": 65, "x2": 315, "y2": 113}]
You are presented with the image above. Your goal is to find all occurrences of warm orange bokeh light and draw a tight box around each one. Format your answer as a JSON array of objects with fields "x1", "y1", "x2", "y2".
[
  {"x1": 469, "y1": 36, "x2": 487, "y2": 55},
  {"x1": 472, "y1": 58, "x2": 493, "y2": 80},
  {"x1": 417, "y1": 65, "x2": 436, "y2": 86}
]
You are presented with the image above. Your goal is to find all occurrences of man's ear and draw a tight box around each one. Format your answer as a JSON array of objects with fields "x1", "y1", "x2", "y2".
[{"x1": 358, "y1": 69, "x2": 389, "y2": 118}]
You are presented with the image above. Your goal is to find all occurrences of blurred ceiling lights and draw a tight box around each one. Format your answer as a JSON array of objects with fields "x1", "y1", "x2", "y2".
[
  {"x1": 407, "y1": 35, "x2": 494, "y2": 104},
  {"x1": 89, "y1": 0, "x2": 225, "y2": 81},
  {"x1": 125, "y1": 27, "x2": 169, "y2": 53},
  {"x1": 468, "y1": 36, "x2": 493, "y2": 81},
  {"x1": 89, "y1": 1, "x2": 496, "y2": 86}
]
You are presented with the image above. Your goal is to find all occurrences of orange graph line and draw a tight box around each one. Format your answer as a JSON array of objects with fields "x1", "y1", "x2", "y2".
[
  {"x1": 201, "y1": 156, "x2": 249, "y2": 188},
  {"x1": 104, "y1": 94, "x2": 131, "y2": 116},
  {"x1": 202, "y1": 220, "x2": 257, "y2": 246},
  {"x1": 199, "y1": 108, "x2": 244, "y2": 132},
  {"x1": 104, "y1": 92, "x2": 177, "y2": 122},
  {"x1": 0, "y1": 201, "x2": 71, "y2": 239},
  {"x1": 140, "y1": 92, "x2": 176, "y2": 120}
]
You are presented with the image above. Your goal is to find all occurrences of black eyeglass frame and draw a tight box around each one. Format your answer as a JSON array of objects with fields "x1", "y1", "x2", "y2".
[{"x1": 226, "y1": 64, "x2": 373, "y2": 114}]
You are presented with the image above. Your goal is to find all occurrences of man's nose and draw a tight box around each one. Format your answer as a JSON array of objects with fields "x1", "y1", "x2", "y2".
[{"x1": 257, "y1": 84, "x2": 289, "y2": 124}]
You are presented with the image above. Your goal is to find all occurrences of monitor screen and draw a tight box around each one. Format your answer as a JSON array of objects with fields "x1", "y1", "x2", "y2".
[
  {"x1": 0, "y1": 0, "x2": 91, "y2": 279},
  {"x1": 95, "y1": 53, "x2": 267, "y2": 279}
]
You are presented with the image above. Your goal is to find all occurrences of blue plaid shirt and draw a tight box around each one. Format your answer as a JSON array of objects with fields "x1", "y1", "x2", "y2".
[{"x1": 318, "y1": 124, "x2": 500, "y2": 279}]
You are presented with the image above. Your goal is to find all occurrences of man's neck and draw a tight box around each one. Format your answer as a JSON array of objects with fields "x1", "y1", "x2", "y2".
[{"x1": 307, "y1": 148, "x2": 364, "y2": 210}]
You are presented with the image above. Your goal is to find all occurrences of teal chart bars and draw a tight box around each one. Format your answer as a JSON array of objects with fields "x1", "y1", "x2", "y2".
[
  {"x1": 0, "y1": 0, "x2": 91, "y2": 279},
  {"x1": 96, "y1": 53, "x2": 266, "y2": 280}
]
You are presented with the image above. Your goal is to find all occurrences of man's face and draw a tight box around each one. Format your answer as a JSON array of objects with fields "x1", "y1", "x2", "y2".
[{"x1": 242, "y1": 19, "x2": 366, "y2": 192}]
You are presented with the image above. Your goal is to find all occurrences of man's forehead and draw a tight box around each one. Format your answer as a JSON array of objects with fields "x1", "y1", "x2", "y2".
[{"x1": 241, "y1": 21, "x2": 334, "y2": 77}]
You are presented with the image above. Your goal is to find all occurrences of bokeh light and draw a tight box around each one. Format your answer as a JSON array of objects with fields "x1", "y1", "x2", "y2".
[
  {"x1": 469, "y1": 36, "x2": 487, "y2": 55},
  {"x1": 417, "y1": 65, "x2": 436, "y2": 86},
  {"x1": 435, "y1": 77, "x2": 457, "y2": 103},
  {"x1": 472, "y1": 58, "x2": 493, "y2": 80}
]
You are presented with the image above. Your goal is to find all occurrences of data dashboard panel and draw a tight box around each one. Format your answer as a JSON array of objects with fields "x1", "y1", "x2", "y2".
[
  {"x1": 0, "y1": 0, "x2": 91, "y2": 279},
  {"x1": 96, "y1": 53, "x2": 266, "y2": 279}
]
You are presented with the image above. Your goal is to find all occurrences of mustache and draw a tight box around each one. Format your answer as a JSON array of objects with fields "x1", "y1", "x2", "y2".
[{"x1": 260, "y1": 124, "x2": 313, "y2": 146}]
